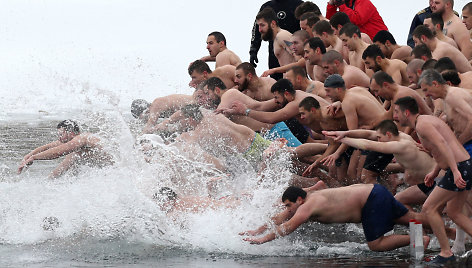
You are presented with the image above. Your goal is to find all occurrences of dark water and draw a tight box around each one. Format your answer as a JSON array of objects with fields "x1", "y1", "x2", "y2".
[{"x1": 1, "y1": 117, "x2": 472, "y2": 267}]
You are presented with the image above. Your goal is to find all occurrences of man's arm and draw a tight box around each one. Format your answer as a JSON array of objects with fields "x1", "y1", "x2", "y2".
[
  {"x1": 22, "y1": 141, "x2": 62, "y2": 161},
  {"x1": 143, "y1": 94, "x2": 193, "y2": 133},
  {"x1": 448, "y1": 94, "x2": 472, "y2": 144},
  {"x1": 262, "y1": 58, "x2": 306, "y2": 77},
  {"x1": 340, "y1": 137, "x2": 405, "y2": 154},
  {"x1": 229, "y1": 101, "x2": 298, "y2": 124},
  {"x1": 450, "y1": 25, "x2": 472, "y2": 59},
  {"x1": 49, "y1": 153, "x2": 78, "y2": 179},
  {"x1": 240, "y1": 207, "x2": 293, "y2": 236}
]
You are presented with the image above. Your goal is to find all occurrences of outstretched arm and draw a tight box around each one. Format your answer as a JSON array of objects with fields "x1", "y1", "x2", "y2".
[{"x1": 239, "y1": 208, "x2": 293, "y2": 236}]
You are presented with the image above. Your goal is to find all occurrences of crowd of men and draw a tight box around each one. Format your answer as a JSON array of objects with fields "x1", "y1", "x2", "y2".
[{"x1": 20, "y1": 0, "x2": 472, "y2": 265}]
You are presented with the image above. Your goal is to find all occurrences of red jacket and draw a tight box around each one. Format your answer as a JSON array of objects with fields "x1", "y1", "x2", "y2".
[{"x1": 326, "y1": 0, "x2": 388, "y2": 40}]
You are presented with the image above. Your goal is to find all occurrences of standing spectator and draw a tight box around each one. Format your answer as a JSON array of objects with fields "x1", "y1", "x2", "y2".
[
  {"x1": 250, "y1": 0, "x2": 303, "y2": 80},
  {"x1": 326, "y1": 0, "x2": 388, "y2": 40}
]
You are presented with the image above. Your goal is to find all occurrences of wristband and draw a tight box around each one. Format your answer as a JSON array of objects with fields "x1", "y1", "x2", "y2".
[{"x1": 245, "y1": 108, "x2": 251, "y2": 116}]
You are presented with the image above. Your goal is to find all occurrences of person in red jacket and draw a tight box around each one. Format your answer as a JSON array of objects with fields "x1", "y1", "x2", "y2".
[{"x1": 326, "y1": 0, "x2": 388, "y2": 40}]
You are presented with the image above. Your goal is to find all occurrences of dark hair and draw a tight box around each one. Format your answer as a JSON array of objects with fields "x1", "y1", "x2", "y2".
[
  {"x1": 362, "y1": 44, "x2": 385, "y2": 60},
  {"x1": 270, "y1": 79, "x2": 296, "y2": 95},
  {"x1": 295, "y1": 1, "x2": 321, "y2": 19},
  {"x1": 282, "y1": 186, "x2": 307, "y2": 202},
  {"x1": 421, "y1": 59, "x2": 438, "y2": 71},
  {"x1": 305, "y1": 37, "x2": 326, "y2": 54},
  {"x1": 299, "y1": 12, "x2": 320, "y2": 27},
  {"x1": 299, "y1": 96, "x2": 320, "y2": 110},
  {"x1": 206, "y1": 77, "x2": 227, "y2": 91},
  {"x1": 329, "y1": 12, "x2": 350, "y2": 29},
  {"x1": 375, "y1": 120, "x2": 399, "y2": 136},
  {"x1": 290, "y1": 65, "x2": 308, "y2": 78},
  {"x1": 57, "y1": 120, "x2": 80, "y2": 134},
  {"x1": 430, "y1": 12, "x2": 445, "y2": 31},
  {"x1": 411, "y1": 44, "x2": 432, "y2": 60},
  {"x1": 419, "y1": 69, "x2": 447, "y2": 86},
  {"x1": 188, "y1": 60, "x2": 212, "y2": 75},
  {"x1": 208, "y1": 31, "x2": 226, "y2": 46},
  {"x1": 131, "y1": 99, "x2": 150, "y2": 118},
  {"x1": 394, "y1": 96, "x2": 419, "y2": 115},
  {"x1": 339, "y1": 23, "x2": 361, "y2": 38},
  {"x1": 153, "y1": 187, "x2": 178, "y2": 202},
  {"x1": 434, "y1": 57, "x2": 457, "y2": 73},
  {"x1": 313, "y1": 20, "x2": 334, "y2": 36},
  {"x1": 373, "y1": 30, "x2": 397, "y2": 45},
  {"x1": 236, "y1": 62, "x2": 257, "y2": 76},
  {"x1": 372, "y1": 71, "x2": 395, "y2": 85},
  {"x1": 412, "y1": 25, "x2": 434, "y2": 40},
  {"x1": 463, "y1": 2, "x2": 472, "y2": 13},
  {"x1": 321, "y1": 50, "x2": 343, "y2": 64},
  {"x1": 256, "y1": 7, "x2": 278, "y2": 26},
  {"x1": 181, "y1": 104, "x2": 203, "y2": 122},
  {"x1": 441, "y1": 70, "x2": 461, "y2": 86}
]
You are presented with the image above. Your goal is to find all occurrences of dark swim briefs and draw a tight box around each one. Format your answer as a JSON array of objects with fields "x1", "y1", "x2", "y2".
[
  {"x1": 464, "y1": 140, "x2": 472, "y2": 158},
  {"x1": 362, "y1": 151, "x2": 394, "y2": 174},
  {"x1": 437, "y1": 159, "x2": 472, "y2": 192},
  {"x1": 335, "y1": 146, "x2": 355, "y2": 167},
  {"x1": 417, "y1": 182, "x2": 436, "y2": 196},
  {"x1": 361, "y1": 184, "x2": 408, "y2": 242}
]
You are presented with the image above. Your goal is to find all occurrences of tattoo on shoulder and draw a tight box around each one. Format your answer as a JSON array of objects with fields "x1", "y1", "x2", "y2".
[{"x1": 283, "y1": 40, "x2": 293, "y2": 47}]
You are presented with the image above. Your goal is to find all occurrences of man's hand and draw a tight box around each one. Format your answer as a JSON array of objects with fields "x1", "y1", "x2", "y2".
[
  {"x1": 327, "y1": 101, "x2": 342, "y2": 116},
  {"x1": 18, "y1": 156, "x2": 34, "y2": 174},
  {"x1": 302, "y1": 160, "x2": 321, "y2": 177},
  {"x1": 333, "y1": 0, "x2": 345, "y2": 6},
  {"x1": 319, "y1": 153, "x2": 339, "y2": 167},
  {"x1": 243, "y1": 237, "x2": 266, "y2": 244},
  {"x1": 262, "y1": 69, "x2": 275, "y2": 77},
  {"x1": 424, "y1": 169, "x2": 440, "y2": 187},
  {"x1": 250, "y1": 53, "x2": 259, "y2": 68},
  {"x1": 453, "y1": 170, "x2": 467, "y2": 189},
  {"x1": 230, "y1": 101, "x2": 248, "y2": 115},
  {"x1": 322, "y1": 130, "x2": 346, "y2": 141},
  {"x1": 415, "y1": 142, "x2": 431, "y2": 155}
]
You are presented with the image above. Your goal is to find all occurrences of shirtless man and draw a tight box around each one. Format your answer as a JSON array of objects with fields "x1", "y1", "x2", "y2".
[
  {"x1": 412, "y1": 25, "x2": 472, "y2": 73},
  {"x1": 18, "y1": 120, "x2": 113, "y2": 178},
  {"x1": 423, "y1": 13, "x2": 458, "y2": 48},
  {"x1": 235, "y1": 62, "x2": 275, "y2": 101},
  {"x1": 324, "y1": 120, "x2": 436, "y2": 207},
  {"x1": 262, "y1": 30, "x2": 310, "y2": 78},
  {"x1": 393, "y1": 96, "x2": 472, "y2": 265},
  {"x1": 303, "y1": 37, "x2": 327, "y2": 82},
  {"x1": 299, "y1": 12, "x2": 319, "y2": 38},
  {"x1": 434, "y1": 56, "x2": 472, "y2": 89},
  {"x1": 373, "y1": 30, "x2": 413, "y2": 62},
  {"x1": 322, "y1": 74, "x2": 386, "y2": 184},
  {"x1": 406, "y1": 59, "x2": 425, "y2": 90},
  {"x1": 462, "y1": 2, "x2": 472, "y2": 38},
  {"x1": 362, "y1": 44, "x2": 409, "y2": 86},
  {"x1": 199, "y1": 31, "x2": 242, "y2": 68},
  {"x1": 321, "y1": 50, "x2": 370, "y2": 89},
  {"x1": 285, "y1": 66, "x2": 327, "y2": 101},
  {"x1": 328, "y1": 11, "x2": 373, "y2": 44},
  {"x1": 432, "y1": 0, "x2": 472, "y2": 59},
  {"x1": 339, "y1": 23, "x2": 370, "y2": 72},
  {"x1": 241, "y1": 184, "x2": 429, "y2": 251},
  {"x1": 188, "y1": 60, "x2": 236, "y2": 89},
  {"x1": 313, "y1": 20, "x2": 348, "y2": 63},
  {"x1": 256, "y1": 7, "x2": 295, "y2": 68}
]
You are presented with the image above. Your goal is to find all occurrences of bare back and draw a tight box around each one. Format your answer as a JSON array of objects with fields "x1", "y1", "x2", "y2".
[
  {"x1": 211, "y1": 65, "x2": 237, "y2": 89},
  {"x1": 343, "y1": 65, "x2": 370, "y2": 88},
  {"x1": 342, "y1": 87, "x2": 385, "y2": 129},
  {"x1": 433, "y1": 40, "x2": 472, "y2": 73},
  {"x1": 245, "y1": 77, "x2": 276, "y2": 101},
  {"x1": 215, "y1": 49, "x2": 242, "y2": 68}
]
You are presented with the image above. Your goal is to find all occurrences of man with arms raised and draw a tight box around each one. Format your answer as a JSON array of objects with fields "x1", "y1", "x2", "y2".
[
  {"x1": 321, "y1": 50, "x2": 370, "y2": 89},
  {"x1": 241, "y1": 184, "x2": 429, "y2": 251},
  {"x1": 235, "y1": 62, "x2": 275, "y2": 101},
  {"x1": 394, "y1": 96, "x2": 472, "y2": 265},
  {"x1": 362, "y1": 44, "x2": 409, "y2": 86},
  {"x1": 256, "y1": 7, "x2": 295, "y2": 68},
  {"x1": 199, "y1": 31, "x2": 242, "y2": 68},
  {"x1": 285, "y1": 66, "x2": 327, "y2": 100},
  {"x1": 412, "y1": 25, "x2": 472, "y2": 73},
  {"x1": 18, "y1": 120, "x2": 113, "y2": 178}
]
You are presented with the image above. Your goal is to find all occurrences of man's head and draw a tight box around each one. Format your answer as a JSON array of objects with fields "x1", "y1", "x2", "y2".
[
  {"x1": 431, "y1": 0, "x2": 453, "y2": 14},
  {"x1": 303, "y1": 37, "x2": 326, "y2": 64},
  {"x1": 412, "y1": 25, "x2": 435, "y2": 47},
  {"x1": 131, "y1": 99, "x2": 150, "y2": 120},
  {"x1": 434, "y1": 57, "x2": 458, "y2": 73},
  {"x1": 206, "y1": 31, "x2": 226, "y2": 57},
  {"x1": 180, "y1": 103, "x2": 204, "y2": 129},
  {"x1": 286, "y1": 66, "x2": 308, "y2": 91},
  {"x1": 321, "y1": 50, "x2": 344, "y2": 76},
  {"x1": 441, "y1": 70, "x2": 462, "y2": 86},
  {"x1": 373, "y1": 30, "x2": 397, "y2": 58},
  {"x1": 188, "y1": 60, "x2": 212, "y2": 88},
  {"x1": 270, "y1": 79, "x2": 296, "y2": 107},
  {"x1": 299, "y1": 12, "x2": 320, "y2": 36},
  {"x1": 256, "y1": 7, "x2": 278, "y2": 41},
  {"x1": 370, "y1": 71, "x2": 395, "y2": 99},
  {"x1": 375, "y1": 120, "x2": 399, "y2": 142},
  {"x1": 281, "y1": 186, "x2": 307, "y2": 214},
  {"x1": 298, "y1": 96, "x2": 321, "y2": 125},
  {"x1": 313, "y1": 20, "x2": 335, "y2": 47},
  {"x1": 422, "y1": 59, "x2": 438, "y2": 71},
  {"x1": 406, "y1": 59, "x2": 425, "y2": 85},
  {"x1": 393, "y1": 96, "x2": 419, "y2": 126},
  {"x1": 57, "y1": 120, "x2": 80, "y2": 143},
  {"x1": 153, "y1": 187, "x2": 178, "y2": 210},
  {"x1": 235, "y1": 62, "x2": 257, "y2": 91},
  {"x1": 294, "y1": 1, "x2": 322, "y2": 19},
  {"x1": 418, "y1": 69, "x2": 447, "y2": 99},
  {"x1": 411, "y1": 44, "x2": 433, "y2": 61},
  {"x1": 362, "y1": 44, "x2": 385, "y2": 72},
  {"x1": 204, "y1": 77, "x2": 227, "y2": 107},
  {"x1": 339, "y1": 23, "x2": 361, "y2": 51},
  {"x1": 329, "y1": 12, "x2": 350, "y2": 36},
  {"x1": 425, "y1": 12, "x2": 445, "y2": 34},
  {"x1": 323, "y1": 74, "x2": 346, "y2": 102},
  {"x1": 290, "y1": 30, "x2": 311, "y2": 56},
  {"x1": 462, "y1": 2, "x2": 472, "y2": 30}
]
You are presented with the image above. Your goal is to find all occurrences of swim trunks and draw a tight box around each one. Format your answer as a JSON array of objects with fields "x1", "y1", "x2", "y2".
[
  {"x1": 284, "y1": 118, "x2": 309, "y2": 143},
  {"x1": 362, "y1": 151, "x2": 394, "y2": 174},
  {"x1": 437, "y1": 159, "x2": 472, "y2": 191},
  {"x1": 463, "y1": 140, "x2": 472, "y2": 158},
  {"x1": 263, "y1": 122, "x2": 302, "y2": 147},
  {"x1": 361, "y1": 184, "x2": 408, "y2": 242},
  {"x1": 243, "y1": 133, "x2": 272, "y2": 162},
  {"x1": 335, "y1": 146, "x2": 355, "y2": 167},
  {"x1": 417, "y1": 182, "x2": 436, "y2": 196}
]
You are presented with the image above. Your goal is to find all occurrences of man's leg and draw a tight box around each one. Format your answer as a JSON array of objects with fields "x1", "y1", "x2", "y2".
[
  {"x1": 394, "y1": 185, "x2": 428, "y2": 210},
  {"x1": 367, "y1": 234, "x2": 411, "y2": 251}
]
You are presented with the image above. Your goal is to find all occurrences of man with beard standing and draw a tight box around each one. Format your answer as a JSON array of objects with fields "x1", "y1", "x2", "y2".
[
  {"x1": 250, "y1": 0, "x2": 303, "y2": 80},
  {"x1": 235, "y1": 62, "x2": 276, "y2": 101}
]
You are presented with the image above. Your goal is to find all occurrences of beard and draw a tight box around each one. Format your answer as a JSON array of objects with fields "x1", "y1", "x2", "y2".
[
  {"x1": 238, "y1": 79, "x2": 250, "y2": 91},
  {"x1": 262, "y1": 27, "x2": 274, "y2": 41},
  {"x1": 372, "y1": 63, "x2": 382, "y2": 72},
  {"x1": 276, "y1": 97, "x2": 289, "y2": 107}
]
